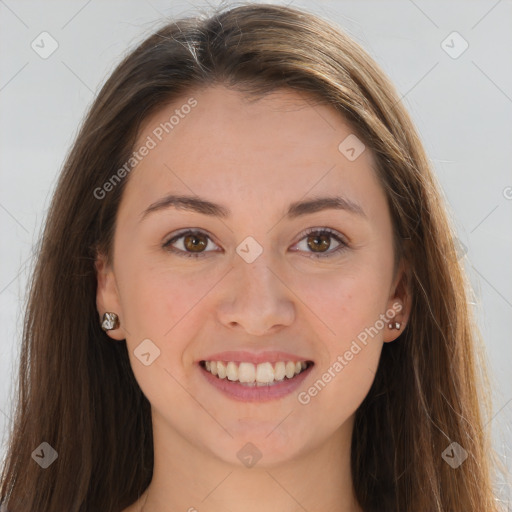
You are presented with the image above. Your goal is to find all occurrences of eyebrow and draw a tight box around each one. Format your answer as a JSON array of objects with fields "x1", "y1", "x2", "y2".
[{"x1": 139, "y1": 193, "x2": 367, "y2": 222}]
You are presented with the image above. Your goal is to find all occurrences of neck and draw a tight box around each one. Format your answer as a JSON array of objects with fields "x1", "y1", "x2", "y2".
[{"x1": 137, "y1": 412, "x2": 362, "y2": 512}]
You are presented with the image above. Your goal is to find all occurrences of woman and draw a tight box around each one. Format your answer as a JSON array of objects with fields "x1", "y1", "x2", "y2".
[{"x1": 0, "y1": 2, "x2": 502, "y2": 511}]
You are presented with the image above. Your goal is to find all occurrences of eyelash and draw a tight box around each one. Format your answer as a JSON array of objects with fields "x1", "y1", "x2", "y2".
[{"x1": 162, "y1": 227, "x2": 348, "y2": 259}]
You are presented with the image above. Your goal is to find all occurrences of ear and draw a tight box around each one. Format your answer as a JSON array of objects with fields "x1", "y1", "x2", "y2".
[
  {"x1": 383, "y1": 259, "x2": 412, "y2": 343},
  {"x1": 95, "y1": 251, "x2": 126, "y2": 341}
]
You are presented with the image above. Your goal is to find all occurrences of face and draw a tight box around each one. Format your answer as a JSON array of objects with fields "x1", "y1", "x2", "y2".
[{"x1": 96, "y1": 85, "x2": 410, "y2": 467}]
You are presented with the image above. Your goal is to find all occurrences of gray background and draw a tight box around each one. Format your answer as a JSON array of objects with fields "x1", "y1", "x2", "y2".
[{"x1": 1, "y1": 0, "x2": 511, "y2": 504}]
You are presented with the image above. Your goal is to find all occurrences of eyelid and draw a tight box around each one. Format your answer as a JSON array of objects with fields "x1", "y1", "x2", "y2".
[
  {"x1": 290, "y1": 226, "x2": 348, "y2": 258},
  {"x1": 163, "y1": 228, "x2": 221, "y2": 256},
  {"x1": 163, "y1": 226, "x2": 349, "y2": 258},
  {"x1": 294, "y1": 226, "x2": 349, "y2": 247}
]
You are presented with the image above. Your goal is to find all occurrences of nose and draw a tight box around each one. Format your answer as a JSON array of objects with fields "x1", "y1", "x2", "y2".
[{"x1": 216, "y1": 251, "x2": 295, "y2": 336}]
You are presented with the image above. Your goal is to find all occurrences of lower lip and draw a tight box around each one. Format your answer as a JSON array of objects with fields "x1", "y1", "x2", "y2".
[{"x1": 199, "y1": 363, "x2": 314, "y2": 402}]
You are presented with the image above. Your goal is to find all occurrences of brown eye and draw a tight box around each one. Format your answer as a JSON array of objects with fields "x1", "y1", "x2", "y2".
[
  {"x1": 163, "y1": 230, "x2": 218, "y2": 258},
  {"x1": 294, "y1": 228, "x2": 348, "y2": 259},
  {"x1": 164, "y1": 228, "x2": 348, "y2": 260},
  {"x1": 306, "y1": 233, "x2": 332, "y2": 253},
  {"x1": 183, "y1": 233, "x2": 208, "y2": 252}
]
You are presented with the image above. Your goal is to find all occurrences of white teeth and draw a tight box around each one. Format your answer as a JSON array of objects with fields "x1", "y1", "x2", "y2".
[
  {"x1": 217, "y1": 361, "x2": 226, "y2": 379},
  {"x1": 226, "y1": 361, "x2": 238, "y2": 381},
  {"x1": 285, "y1": 361, "x2": 296, "y2": 379},
  {"x1": 274, "y1": 361, "x2": 286, "y2": 381},
  {"x1": 238, "y1": 362, "x2": 256, "y2": 383},
  {"x1": 256, "y1": 362, "x2": 274, "y2": 384},
  {"x1": 202, "y1": 360, "x2": 310, "y2": 384}
]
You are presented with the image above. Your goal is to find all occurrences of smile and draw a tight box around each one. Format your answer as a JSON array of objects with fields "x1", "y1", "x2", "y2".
[
  {"x1": 201, "y1": 360, "x2": 311, "y2": 385},
  {"x1": 198, "y1": 358, "x2": 315, "y2": 402}
]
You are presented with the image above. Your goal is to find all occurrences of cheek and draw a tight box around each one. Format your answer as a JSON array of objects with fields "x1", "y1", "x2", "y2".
[
  {"x1": 290, "y1": 263, "x2": 388, "y2": 416},
  {"x1": 115, "y1": 262, "x2": 209, "y2": 407},
  {"x1": 113, "y1": 254, "x2": 215, "y2": 386},
  {"x1": 296, "y1": 288, "x2": 385, "y2": 428},
  {"x1": 116, "y1": 250, "x2": 213, "y2": 338},
  {"x1": 299, "y1": 344, "x2": 381, "y2": 428},
  {"x1": 288, "y1": 262, "x2": 390, "y2": 342}
]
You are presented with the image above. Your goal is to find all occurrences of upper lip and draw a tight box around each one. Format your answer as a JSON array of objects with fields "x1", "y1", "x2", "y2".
[{"x1": 198, "y1": 351, "x2": 313, "y2": 365}]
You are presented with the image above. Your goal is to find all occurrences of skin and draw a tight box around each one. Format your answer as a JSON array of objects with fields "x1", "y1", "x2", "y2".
[{"x1": 96, "y1": 85, "x2": 411, "y2": 512}]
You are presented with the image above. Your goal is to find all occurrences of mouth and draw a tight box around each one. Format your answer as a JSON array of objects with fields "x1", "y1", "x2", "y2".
[
  {"x1": 197, "y1": 353, "x2": 315, "y2": 402},
  {"x1": 199, "y1": 359, "x2": 313, "y2": 386}
]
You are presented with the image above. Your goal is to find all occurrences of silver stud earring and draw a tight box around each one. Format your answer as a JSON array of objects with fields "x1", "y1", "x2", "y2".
[
  {"x1": 388, "y1": 321, "x2": 401, "y2": 330},
  {"x1": 101, "y1": 312, "x2": 119, "y2": 331}
]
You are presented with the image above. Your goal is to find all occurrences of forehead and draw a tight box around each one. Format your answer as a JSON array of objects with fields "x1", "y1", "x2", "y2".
[{"x1": 119, "y1": 85, "x2": 385, "y2": 222}]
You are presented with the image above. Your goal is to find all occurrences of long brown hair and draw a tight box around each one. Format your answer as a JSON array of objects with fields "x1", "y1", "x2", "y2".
[{"x1": 0, "y1": 3, "x2": 502, "y2": 511}]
